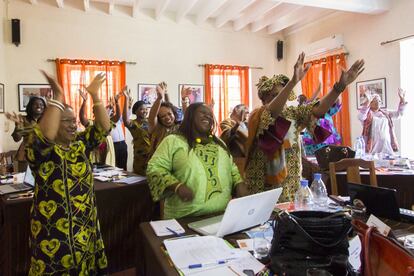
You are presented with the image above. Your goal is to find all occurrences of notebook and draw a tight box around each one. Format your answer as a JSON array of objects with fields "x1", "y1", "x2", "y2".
[
  {"x1": 0, "y1": 167, "x2": 35, "y2": 195},
  {"x1": 188, "y1": 188, "x2": 282, "y2": 237},
  {"x1": 346, "y1": 182, "x2": 414, "y2": 222}
]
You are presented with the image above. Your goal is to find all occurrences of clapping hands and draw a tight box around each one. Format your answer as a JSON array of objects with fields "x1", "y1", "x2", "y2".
[
  {"x1": 5, "y1": 112, "x2": 24, "y2": 126},
  {"x1": 292, "y1": 52, "x2": 311, "y2": 83},
  {"x1": 86, "y1": 73, "x2": 106, "y2": 97}
]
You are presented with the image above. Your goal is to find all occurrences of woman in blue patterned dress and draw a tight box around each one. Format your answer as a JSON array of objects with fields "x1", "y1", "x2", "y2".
[{"x1": 25, "y1": 71, "x2": 111, "y2": 275}]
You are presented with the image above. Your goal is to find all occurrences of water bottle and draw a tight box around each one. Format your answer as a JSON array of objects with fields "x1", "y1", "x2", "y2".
[
  {"x1": 359, "y1": 137, "x2": 366, "y2": 158},
  {"x1": 310, "y1": 173, "x2": 328, "y2": 209},
  {"x1": 294, "y1": 179, "x2": 314, "y2": 210},
  {"x1": 355, "y1": 136, "x2": 363, "y2": 158}
]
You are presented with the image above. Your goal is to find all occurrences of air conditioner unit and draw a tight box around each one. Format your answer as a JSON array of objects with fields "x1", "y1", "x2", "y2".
[{"x1": 305, "y1": 34, "x2": 345, "y2": 57}]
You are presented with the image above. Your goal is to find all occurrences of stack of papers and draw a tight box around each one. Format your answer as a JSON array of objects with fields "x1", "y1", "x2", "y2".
[
  {"x1": 164, "y1": 236, "x2": 265, "y2": 275},
  {"x1": 113, "y1": 175, "x2": 146, "y2": 184},
  {"x1": 93, "y1": 169, "x2": 126, "y2": 182},
  {"x1": 150, "y1": 219, "x2": 186, "y2": 237}
]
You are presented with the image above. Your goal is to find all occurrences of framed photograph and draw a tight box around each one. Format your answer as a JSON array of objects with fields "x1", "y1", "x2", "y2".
[
  {"x1": 18, "y1": 84, "x2": 52, "y2": 112},
  {"x1": 178, "y1": 84, "x2": 204, "y2": 106},
  {"x1": 138, "y1": 84, "x2": 158, "y2": 106},
  {"x1": 356, "y1": 78, "x2": 387, "y2": 109},
  {"x1": 0, "y1": 83, "x2": 4, "y2": 113}
]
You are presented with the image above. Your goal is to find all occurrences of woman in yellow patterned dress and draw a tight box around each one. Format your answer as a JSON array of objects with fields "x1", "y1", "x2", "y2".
[
  {"x1": 245, "y1": 53, "x2": 364, "y2": 202},
  {"x1": 25, "y1": 71, "x2": 111, "y2": 275},
  {"x1": 122, "y1": 89, "x2": 150, "y2": 176}
]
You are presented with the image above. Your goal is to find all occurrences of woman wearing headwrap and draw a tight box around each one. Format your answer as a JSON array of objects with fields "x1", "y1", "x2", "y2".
[{"x1": 245, "y1": 53, "x2": 364, "y2": 201}]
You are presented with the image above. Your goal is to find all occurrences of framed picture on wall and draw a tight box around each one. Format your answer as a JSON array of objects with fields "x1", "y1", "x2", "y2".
[
  {"x1": 178, "y1": 84, "x2": 204, "y2": 106},
  {"x1": 0, "y1": 83, "x2": 4, "y2": 113},
  {"x1": 18, "y1": 84, "x2": 53, "y2": 112},
  {"x1": 356, "y1": 78, "x2": 387, "y2": 109},
  {"x1": 138, "y1": 83, "x2": 158, "y2": 106}
]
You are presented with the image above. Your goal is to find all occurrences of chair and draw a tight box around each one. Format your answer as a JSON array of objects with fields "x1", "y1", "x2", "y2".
[
  {"x1": 0, "y1": 150, "x2": 18, "y2": 175},
  {"x1": 329, "y1": 158, "x2": 377, "y2": 195},
  {"x1": 315, "y1": 145, "x2": 355, "y2": 171}
]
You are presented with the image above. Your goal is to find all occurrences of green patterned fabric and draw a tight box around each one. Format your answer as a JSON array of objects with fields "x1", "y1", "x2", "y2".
[
  {"x1": 26, "y1": 125, "x2": 109, "y2": 276},
  {"x1": 126, "y1": 119, "x2": 150, "y2": 176},
  {"x1": 147, "y1": 134, "x2": 242, "y2": 219}
]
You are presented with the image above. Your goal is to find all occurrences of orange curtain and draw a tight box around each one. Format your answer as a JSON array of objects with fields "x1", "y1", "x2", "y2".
[
  {"x1": 204, "y1": 64, "x2": 249, "y2": 125},
  {"x1": 55, "y1": 59, "x2": 126, "y2": 127},
  {"x1": 301, "y1": 53, "x2": 351, "y2": 146}
]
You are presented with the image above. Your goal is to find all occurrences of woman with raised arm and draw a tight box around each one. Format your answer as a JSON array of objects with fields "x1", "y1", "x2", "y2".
[
  {"x1": 148, "y1": 82, "x2": 180, "y2": 156},
  {"x1": 147, "y1": 103, "x2": 248, "y2": 219},
  {"x1": 122, "y1": 88, "x2": 151, "y2": 175},
  {"x1": 6, "y1": 96, "x2": 46, "y2": 172},
  {"x1": 24, "y1": 71, "x2": 110, "y2": 275},
  {"x1": 245, "y1": 53, "x2": 364, "y2": 201}
]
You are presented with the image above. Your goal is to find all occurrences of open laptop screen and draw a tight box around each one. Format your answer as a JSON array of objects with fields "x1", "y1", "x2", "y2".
[{"x1": 346, "y1": 182, "x2": 400, "y2": 220}]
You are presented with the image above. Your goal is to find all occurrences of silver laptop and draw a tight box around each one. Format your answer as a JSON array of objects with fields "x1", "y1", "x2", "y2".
[
  {"x1": 0, "y1": 166, "x2": 35, "y2": 195},
  {"x1": 188, "y1": 188, "x2": 283, "y2": 237}
]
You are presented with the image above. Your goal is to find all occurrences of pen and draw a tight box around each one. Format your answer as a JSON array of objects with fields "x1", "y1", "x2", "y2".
[
  {"x1": 186, "y1": 258, "x2": 235, "y2": 269},
  {"x1": 166, "y1": 227, "x2": 183, "y2": 237}
]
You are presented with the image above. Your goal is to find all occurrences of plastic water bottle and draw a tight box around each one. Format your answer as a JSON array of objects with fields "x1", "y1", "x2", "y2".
[
  {"x1": 310, "y1": 173, "x2": 328, "y2": 209},
  {"x1": 355, "y1": 136, "x2": 363, "y2": 158},
  {"x1": 294, "y1": 179, "x2": 314, "y2": 210},
  {"x1": 360, "y1": 137, "x2": 366, "y2": 158}
]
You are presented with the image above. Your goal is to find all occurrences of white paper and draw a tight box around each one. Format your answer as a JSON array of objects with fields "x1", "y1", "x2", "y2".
[
  {"x1": 164, "y1": 236, "x2": 245, "y2": 273},
  {"x1": 236, "y1": 239, "x2": 254, "y2": 251},
  {"x1": 348, "y1": 236, "x2": 361, "y2": 271},
  {"x1": 228, "y1": 253, "x2": 266, "y2": 275},
  {"x1": 367, "y1": 214, "x2": 391, "y2": 236},
  {"x1": 150, "y1": 219, "x2": 185, "y2": 237},
  {"x1": 113, "y1": 175, "x2": 146, "y2": 184}
]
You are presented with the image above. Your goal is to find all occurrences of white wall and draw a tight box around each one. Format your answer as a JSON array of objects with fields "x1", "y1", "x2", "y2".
[
  {"x1": 285, "y1": 0, "x2": 414, "y2": 150},
  {"x1": 1, "y1": 0, "x2": 283, "y2": 170},
  {"x1": 0, "y1": 0, "x2": 7, "y2": 152}
]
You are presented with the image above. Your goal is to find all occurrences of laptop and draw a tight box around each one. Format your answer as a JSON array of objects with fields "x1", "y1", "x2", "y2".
[
  {"x1": 0, "y1": 166, "x2": 35, "y2": 195},
  {"x1": 188, "y1": 188, "x2": 283, "y2": 237},
  {"x1": 346, "y1": 182, "x2": 414, "y2": 222}
]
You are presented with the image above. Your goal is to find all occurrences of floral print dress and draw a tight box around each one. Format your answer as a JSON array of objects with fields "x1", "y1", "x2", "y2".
[{"x1": 26, "y1": 125, "x2": 108, "y2": 276}]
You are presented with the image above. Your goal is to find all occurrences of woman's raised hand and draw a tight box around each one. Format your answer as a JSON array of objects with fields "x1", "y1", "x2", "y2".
[
  {"x1": 292, "y1": 52, "x2": 311, "y2": 83},
  {"x1": 79, "y1": 89, "x2": 88, "y2": 102},
  {"x1": 86, "y1": 73, "x2": 106, "y2": 97},
  {"x1": 398, "y1": 88, "x2": 406, "y2": 103},
  {"x1": 5, "y1": 112, "x2": 24, "y2": 126},
  {"x1": 338, "y1": 59, "x2": 365, "y2": 88},
  {"x1": 41, "y1": 70, "x2": 64, "y2": 102}
]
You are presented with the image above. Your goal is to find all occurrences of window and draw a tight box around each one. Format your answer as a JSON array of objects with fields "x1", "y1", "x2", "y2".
[
  {"x1": 205, "y1": 65, "x2": 250, "y2": 127},
  {"x1": 400, "y1": 38, "x2": 414, "y2": 158}
]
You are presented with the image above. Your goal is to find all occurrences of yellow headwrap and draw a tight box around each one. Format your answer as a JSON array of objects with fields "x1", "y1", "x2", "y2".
[{"x1": 256, "y1": 74, "x2": 296, "y2": 101}]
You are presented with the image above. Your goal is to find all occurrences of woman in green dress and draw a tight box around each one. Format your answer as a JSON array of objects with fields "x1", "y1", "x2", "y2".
[
  {"x1": 25, "y1": 71, "x2": 111, "y2": 275},
  {"x1": 122, "y1": 89, "x2": 151, "y2": 176},
  {"x1": 147, "y1": 103, "x2": 248, "y2": 219}
]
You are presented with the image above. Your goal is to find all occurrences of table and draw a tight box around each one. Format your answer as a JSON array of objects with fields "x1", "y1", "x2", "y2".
[
  {"x1": 302, "y1": 157, "x2": 414, "y2": 209},
  {"x1": 139, "y1": 216, "x2": 247, "y2": 276},
  {"x1": 140, "y1": 215, "x2": 414, "y2": 276},
  {"x1": 0, "y1": 178, "x2": 154, "y2": 276}
]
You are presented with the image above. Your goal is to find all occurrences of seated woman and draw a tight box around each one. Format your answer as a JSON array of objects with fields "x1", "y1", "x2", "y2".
[
  {"x1": 245, "y1": 53, "x2": 364, "y2": 202},
  {"x1": 6, "y1": 96, "x2": 46, "y2": 172},
  {"x1": 147, "y1": 103, "x2": 248, "y2": 219},
  {"x1": 148, "y1": 82, "x2": 180, "y2": 156},
  {"x1": 122, "y1": 89, "x2": 150, "y2": 176},
  {"x1": 23, "y1": 72, "x2": 111, "y2": 275}
]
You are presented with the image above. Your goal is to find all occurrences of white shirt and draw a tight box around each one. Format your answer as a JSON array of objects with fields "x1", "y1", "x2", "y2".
[{"x1": 110, "y1": 118, "x2": 125, "y2": 142}]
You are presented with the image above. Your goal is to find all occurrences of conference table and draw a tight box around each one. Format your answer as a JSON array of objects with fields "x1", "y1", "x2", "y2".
[
  {"x1": 302, "y1": 157, "x2": 414, "y2": 209},
  {"x1": 0, "y1": 177, "x2": 154, "y2": 276},
  {"x1": 140, "y1": 215, "x2": 414, "y2": 276}
]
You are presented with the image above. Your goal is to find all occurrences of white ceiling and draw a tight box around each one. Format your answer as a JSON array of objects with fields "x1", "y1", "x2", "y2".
[{"x1": 27, "y1": 0, "x2": 391, "y2": 35}]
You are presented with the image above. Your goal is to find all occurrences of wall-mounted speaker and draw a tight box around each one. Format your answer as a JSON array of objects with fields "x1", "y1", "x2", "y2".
[
  {"x1": 11, "y1": 19, "x2": 21, "y2": 47},
  {"x1": 277, "y1": 40, "x2": 283, "y2": 61}
]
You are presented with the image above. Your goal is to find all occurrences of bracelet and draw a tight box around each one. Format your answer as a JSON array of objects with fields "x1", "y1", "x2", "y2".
[
  {"x1": 93, "y1": 101, "x2": 103, "y2": 107},
  {"x1": 48, "y1": 101, "x2": 64, "y2": 111},
  {"x1": 174, "y1": 183, "x2": 183, "y2": 194},
  {"x1": 333, "y1": 82, "x2": 346, "y2": 94},
  {"x1": 48, "y1": 99, "x2": 65, "y2": 110}
]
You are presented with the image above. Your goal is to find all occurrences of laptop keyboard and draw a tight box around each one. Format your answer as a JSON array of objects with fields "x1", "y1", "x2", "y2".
[
  {"x1": 13, "y1": 183, "x2": 30, "y2": 190},
  {"x1": 199, "y1": 222, "x2": 220, "y2": 234}
]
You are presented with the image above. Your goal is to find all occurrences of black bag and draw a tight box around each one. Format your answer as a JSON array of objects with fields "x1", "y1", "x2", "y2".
[
  {"x1": 270, "y1": 211, "x2": 352, "y2": 276},
  {"x1": 315, "y1": 145, "x2": 355, "y2": 171}
]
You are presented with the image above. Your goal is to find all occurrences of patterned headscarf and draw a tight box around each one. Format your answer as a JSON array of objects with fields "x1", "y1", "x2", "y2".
[{"x1": 256, "y1": 74, "x2": 296, "y2": 102}]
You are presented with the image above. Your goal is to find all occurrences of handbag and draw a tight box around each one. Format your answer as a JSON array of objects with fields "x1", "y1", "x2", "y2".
[
  {"x1": 270, "y1": 210, "x2": 352, "y2": 276},
  {"x1": 315, "y1": 145, "x2": 355, "y2": 171},
  {"x1": 352, "y1": 219, "x2": 414, "y2": 276}
]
